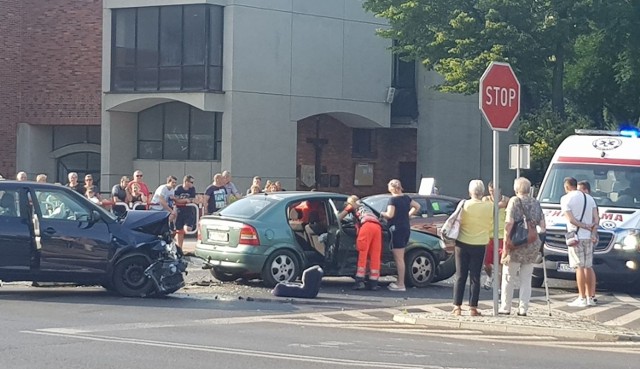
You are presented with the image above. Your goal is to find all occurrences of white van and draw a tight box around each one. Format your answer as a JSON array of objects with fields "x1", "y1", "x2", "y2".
[{"x1": 534, "y1": 129, "x2": 640, "y2": 288}]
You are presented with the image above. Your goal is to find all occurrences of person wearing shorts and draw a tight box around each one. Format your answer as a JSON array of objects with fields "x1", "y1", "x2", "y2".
[
  {"x1": 482, "y1": 181, "x2": 509, "y2": 290},
  {"x1": 561, "y1": 177, "x2": 598, "y2": 307},
  {"x1": 173, "y1": 175, "x2": 197, "y2": 252},
  {"x1": 380, "y1": 179, "x2": 420, "y2": 292}
]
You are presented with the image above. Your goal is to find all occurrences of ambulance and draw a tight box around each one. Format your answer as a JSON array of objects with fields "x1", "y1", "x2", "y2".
[{"x1": 534, "y1": 128, "x2": 640, "y2": 288}]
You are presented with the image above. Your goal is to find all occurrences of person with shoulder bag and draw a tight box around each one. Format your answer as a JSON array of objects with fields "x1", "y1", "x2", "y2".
[
  {"x1": 561, "y1": 177, "x2": 599, "y2": 307},
  {"x1": 499, "y1": 177, "x2": 546, "y2": 316},
  {"x1": 450, "y1": 180, "x2": 492, "y2": 317}
]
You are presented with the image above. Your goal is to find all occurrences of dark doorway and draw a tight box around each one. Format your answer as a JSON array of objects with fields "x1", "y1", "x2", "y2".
[
  {"x1": 398, "y1": 162, "x2": 416, "y2": 192},
  {"x1": 57, "y1": 152, "x2": 101, "y2": 188}
]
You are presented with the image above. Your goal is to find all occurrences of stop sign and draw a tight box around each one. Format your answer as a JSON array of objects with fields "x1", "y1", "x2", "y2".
[{"x1": 479, "y1": 62, "x2": 520, "y2": 131}]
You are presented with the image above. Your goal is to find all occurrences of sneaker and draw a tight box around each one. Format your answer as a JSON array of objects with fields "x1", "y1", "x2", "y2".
[
  {"x1": 352, "y1": 281, "x2": 366, "y2": 290},
  {"x1": 587, "y1": 297, "x2": 597, "y2": 306},
  {"x1": 568, "y1": 297, "x2": 587, "y2": 307},
  {"x1": 387, "y1": 282, "x2": 406, "y2": 292},
  {"x1": 483, "y1": 277, "x2": 492, "y2": 290}
]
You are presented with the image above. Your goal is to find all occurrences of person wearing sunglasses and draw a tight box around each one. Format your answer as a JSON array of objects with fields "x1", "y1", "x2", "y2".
[
  {"x1": 126, "y1": 170, "x2": 150, "y2": 198},
  {"x1": 173, "y1": 175, "x2": 197, "y2": 251}
]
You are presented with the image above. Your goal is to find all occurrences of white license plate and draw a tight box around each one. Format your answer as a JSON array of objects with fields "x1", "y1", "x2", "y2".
[
  {"x1": 557, "y1": 263, "x2": 573, "y2": 273},
  {"x1": 208, "y1": 231, "x2": 228, "y2": 242}
]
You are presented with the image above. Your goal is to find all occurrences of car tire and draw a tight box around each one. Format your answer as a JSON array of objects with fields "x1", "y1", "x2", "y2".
[
  {"x1": 112, "y1": 254, "x2": 155, "y2": 297},
  {"x1": 262, "y1": 249, "x2": 300, "y2": 288},
  {"x1": 531, "y1": 275, "x2": 544, "y2": 288},
  {"x1": 211, "y1": 268, "x2": 241, "y2": 282},
  {"x1": 405, "y1": 249, "x2": 436, "y2": 288}
]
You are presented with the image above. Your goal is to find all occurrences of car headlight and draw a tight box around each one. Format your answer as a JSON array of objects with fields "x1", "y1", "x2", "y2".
[
  {"x1": 164, "y1": 241, "x2": 178, "y2": 256},
  {"x1": 613, "y1": 230, "x2": 640, "y2": 251},
  {"x1": 438, "y1": 238, "x2": 447, "y2": 250}
]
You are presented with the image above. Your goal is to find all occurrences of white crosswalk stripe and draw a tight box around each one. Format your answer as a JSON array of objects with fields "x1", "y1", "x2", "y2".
[{"x1": 603, "y1": 309, "x2": 640, "y2": 326}]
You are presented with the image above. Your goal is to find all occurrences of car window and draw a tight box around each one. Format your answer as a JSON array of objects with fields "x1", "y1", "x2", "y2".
[
  {"x1": 0, "y1": 190, "x2": 20, "y2": 217},
  {"x1": 414, "y1": 198, "x2": 429, "y2": 216},
  {"x1": 35, "y1": 189, "x2": 91, "y2": 221},
  {"x1": 219, "y1": 195, "x2": 277, "y2": 218},
  {"x1": 430, "y1": 199, "x2": 457, "y2": 215},
  {"x1": 362, "y1": 196, "x2": 388, "y2": 213}
]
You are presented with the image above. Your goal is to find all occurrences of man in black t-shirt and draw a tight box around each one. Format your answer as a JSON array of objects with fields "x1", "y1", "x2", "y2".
[
  {"x1": 204, "y1": 173, "x2": 227, "y2": 215},
  {"x1": 173, "y1": 175, "x2": 197, "y2": 251}
]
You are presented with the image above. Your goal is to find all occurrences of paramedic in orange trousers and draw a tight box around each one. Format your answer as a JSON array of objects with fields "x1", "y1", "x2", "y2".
[{"x1": 338, "y1": 195, "x2": 383, "y2": 290}]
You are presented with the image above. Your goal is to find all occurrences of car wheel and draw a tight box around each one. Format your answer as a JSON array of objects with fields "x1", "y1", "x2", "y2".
[
  {"x1": 405, "y1": 249, "x2": 436, "y2": 288},
  {"x1": 531, "y1": 275, "x2": 544, "y2": 288},
  {"x1": 112, "y1": 254, "x2": 154, "y2": 297},
  {"x1": 262, "y1": 249, "x2": 300, "y2": 288},
  {"x1": 211, "y1": 268, "x2": 241, "y2": 282}
]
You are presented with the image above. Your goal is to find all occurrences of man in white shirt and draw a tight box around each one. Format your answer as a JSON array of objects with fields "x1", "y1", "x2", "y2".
[
  {"x1": 150, "y1": 176, "x2": 178, "y2": 223},
  {"x1": 561, "y1": 177, "x2": 599, "y2": 307}
]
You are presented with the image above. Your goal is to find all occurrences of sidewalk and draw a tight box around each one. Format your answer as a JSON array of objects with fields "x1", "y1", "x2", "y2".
[{"x1": 393, "y1": 304, "x2": 640, "y2": 342}]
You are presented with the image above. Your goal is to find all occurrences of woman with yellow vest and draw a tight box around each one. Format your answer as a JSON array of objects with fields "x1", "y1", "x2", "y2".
[
  {"x1": 482, "y1": 181, "x2": 509, "y2": 290},
  {"x1": 452, "y1": 180, "x2": 493, "y2": 316}
]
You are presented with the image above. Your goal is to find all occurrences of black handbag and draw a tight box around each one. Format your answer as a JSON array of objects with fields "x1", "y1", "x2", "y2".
[{"x1": 509, "y1": 198, "x2": 538, "y2": 247}]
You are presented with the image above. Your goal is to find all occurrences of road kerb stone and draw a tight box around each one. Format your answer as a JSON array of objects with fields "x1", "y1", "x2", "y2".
[{"x1": 393, "y1": 313, "x2": 640, "y2": 342}]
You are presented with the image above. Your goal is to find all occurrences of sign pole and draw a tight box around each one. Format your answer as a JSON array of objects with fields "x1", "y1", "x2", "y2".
[
  {"x1": 479, "y1": 61, "x2": 520, "y2": 316},
  {"x1": 516, "y1": 144, "x2": 521, "y2": 178},
  {"x1": 492, "y1": 131, "x2": 500, "y2": 316}
]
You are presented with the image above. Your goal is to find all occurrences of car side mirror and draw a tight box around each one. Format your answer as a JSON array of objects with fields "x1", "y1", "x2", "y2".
[{"x1": 90, "y1": 209, "x2": 102, "y2": 224}]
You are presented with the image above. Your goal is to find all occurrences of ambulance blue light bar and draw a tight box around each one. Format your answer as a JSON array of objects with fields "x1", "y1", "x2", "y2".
[{"x1": 575, "y1": 128, "x2": 640, "y2": 138}]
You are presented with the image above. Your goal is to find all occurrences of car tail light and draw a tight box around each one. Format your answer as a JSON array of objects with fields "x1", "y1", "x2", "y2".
[
  {"x1": 239, "y1": 224, "x2": 260, "y2": 246},
  {"x1": 197, "y1": 222, "x2": 202, "y2": 241}
]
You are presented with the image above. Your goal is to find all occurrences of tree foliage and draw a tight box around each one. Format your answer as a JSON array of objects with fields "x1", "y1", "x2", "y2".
[{"x1": 364, "y1": 0, "x2": 640, "y2": 181}]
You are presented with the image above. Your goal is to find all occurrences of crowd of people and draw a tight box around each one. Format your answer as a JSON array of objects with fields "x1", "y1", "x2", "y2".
[
  {"x1": 449, "y1": 175, "x2": 598, "y2": 317},
  {"x1": 5, "y1": 170, "x2": 289, "y2": 253},
  {"x1": 5, "y1": 170, "x2": 601, "y2": 309}
]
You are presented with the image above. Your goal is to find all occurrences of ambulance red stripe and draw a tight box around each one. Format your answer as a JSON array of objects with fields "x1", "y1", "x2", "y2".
[{"x1": 558, "y1": 156, "x2": 640, "y2": 166}]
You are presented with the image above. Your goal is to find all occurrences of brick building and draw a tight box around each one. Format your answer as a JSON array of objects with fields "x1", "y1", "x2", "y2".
[{"x1": 1, "y1": 0, "x2": 102, "y2": 184}]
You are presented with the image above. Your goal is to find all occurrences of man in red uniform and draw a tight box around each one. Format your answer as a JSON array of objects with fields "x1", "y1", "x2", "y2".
[{"x1": 338, "y1": 195, "x2": 383, "y2": 290}]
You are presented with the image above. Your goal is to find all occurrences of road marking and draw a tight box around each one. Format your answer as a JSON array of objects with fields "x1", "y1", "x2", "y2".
[
  {"x1": 603, "y1": 309, "x2": 640, "y2": 326},
  {"x1": 613, "y1": 293, "x2": 639, "y2": 303},
  {"x1": 341, "y1": 311, "x2": 377, "y2": 320},
  {"x1": 23, "y1": 330, "x2": 459, "y2": 369},
  {"x1": 573, "y1": 305, "x2": 611, "y2": 317}
]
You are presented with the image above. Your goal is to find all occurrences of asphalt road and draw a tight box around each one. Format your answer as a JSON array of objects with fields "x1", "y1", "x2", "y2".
[
  {"x1": 1, "y1": 283, "x2": 639, "y2": 369},
  {"x1": 1, "y1": 238, "x2": 638, "y2": 368}
]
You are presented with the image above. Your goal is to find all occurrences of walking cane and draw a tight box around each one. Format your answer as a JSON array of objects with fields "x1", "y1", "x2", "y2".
[
  {"x1": 539, "y1": 232, "x2": 552, "y2": 316},
  {"x1": 542, "y1": 255, "x2": 552, "y2": 316}
]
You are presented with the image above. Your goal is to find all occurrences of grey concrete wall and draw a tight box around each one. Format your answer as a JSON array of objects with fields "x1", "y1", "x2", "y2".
[
  {"x1": 100, "y1": 111, "x2": 137, "y2": 191},
  {"x1": 416, "y1": 70, "x2": 517, "y2": 198},
  {"x1": 101, "y1": 0, "x2": 393, "y2": 194},
  {"x1": 16, "y1": 124, "x2": 55, "y2": 180}
]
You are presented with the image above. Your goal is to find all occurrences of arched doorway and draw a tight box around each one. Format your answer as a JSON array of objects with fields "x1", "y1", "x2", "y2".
[{"x1": 57, "y1": 152, "x2": 101, "y2": 188}]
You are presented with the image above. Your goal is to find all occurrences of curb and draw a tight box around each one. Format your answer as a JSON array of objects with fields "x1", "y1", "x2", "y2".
[{"x1": 393, "y1": 313, "x2": 640, "y2": 342}]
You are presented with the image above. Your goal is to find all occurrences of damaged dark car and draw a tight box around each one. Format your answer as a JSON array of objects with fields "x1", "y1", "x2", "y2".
[{"x1": 0, "y1": 181, "x2": 187, "y2": 297}]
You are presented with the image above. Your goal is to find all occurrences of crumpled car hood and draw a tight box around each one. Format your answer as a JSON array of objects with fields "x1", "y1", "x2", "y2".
[{"x1": 121, "y1": 210, "x2": 170, "y2": 236}]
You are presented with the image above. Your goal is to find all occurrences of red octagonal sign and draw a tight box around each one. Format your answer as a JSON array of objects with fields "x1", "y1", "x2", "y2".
[{"x1": 479, "y1": 62, "x2": 520, "y2": 131}]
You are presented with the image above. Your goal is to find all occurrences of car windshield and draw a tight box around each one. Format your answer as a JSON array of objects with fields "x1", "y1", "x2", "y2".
[
  {"x1": 539, "y1": 163, "x2": 640, "y2": 209},
  {"x1": 218, "y1": 195, "x2": 278, "y2": 218},
  {"x1": 361, "y1": 195, "x2": 389, "y2": 215}
]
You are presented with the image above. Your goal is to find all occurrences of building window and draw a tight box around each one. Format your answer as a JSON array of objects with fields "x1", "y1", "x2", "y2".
[
  {"x1": 352, "y1": 129, "x2": 374, "y2": 158},
  {"x1": 138, "y1": 102, "x2": 222, "y2": 160},
  {"x1": 111, "y1": 5, "x2": 223, "y2": 92},
  {"x1": 53, "y1": 126, "x2": 101, "y2": 150},
  {"x1": 391, "y1": 48, "x2": 419, "y2": 120}
]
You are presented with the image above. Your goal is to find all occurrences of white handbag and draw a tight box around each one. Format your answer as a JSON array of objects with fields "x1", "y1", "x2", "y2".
[{"x1": 440, "y1": 200, "x2": 465, "y2": 241}]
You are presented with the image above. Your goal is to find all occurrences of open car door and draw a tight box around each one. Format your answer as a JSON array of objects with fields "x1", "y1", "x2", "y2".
[
  {"x1": 327, "y1": 198, "x2": 358, "y2": 272},
  {"x1": 0, "y1": 186, "x2": 36, "y2": 276}
]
